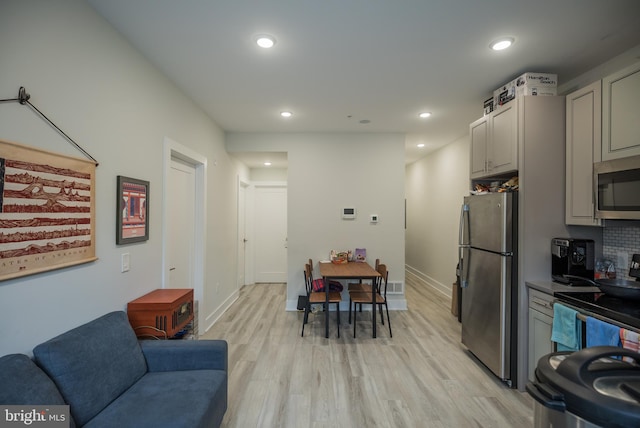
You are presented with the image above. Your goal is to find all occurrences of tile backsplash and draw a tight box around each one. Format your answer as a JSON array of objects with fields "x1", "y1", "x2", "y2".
[{"x1": 603, "y1": 226, "x2": 640, "y2": 280}]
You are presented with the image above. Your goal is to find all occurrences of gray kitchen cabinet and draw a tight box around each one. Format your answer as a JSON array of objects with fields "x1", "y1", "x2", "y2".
[
  {"x1": 489, "y1": 102, "x2": 518, "y2": 175},
  {"x1": 470, "y1": 116, "x2": 489, "y2": 178},
  {"x1": 565, "y1": 80, "x2": 602, "y2": 226},
  {"x1": 602, "y1": 61, "x2": 640, "y2": 161},
  {"x1": 469, "y1": 102, "x2": 517, "y2": 179},
  {"x1": 469, "y1": 96, "x2": 566, "y2": 181},
  {"x1": 528, "y1": 288, "x2": 554, "y2": 382}
]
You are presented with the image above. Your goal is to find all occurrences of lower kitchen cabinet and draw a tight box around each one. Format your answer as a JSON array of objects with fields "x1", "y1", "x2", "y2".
[{"x1": 528, "y1": 289, "x2": 554, "y2": 382}]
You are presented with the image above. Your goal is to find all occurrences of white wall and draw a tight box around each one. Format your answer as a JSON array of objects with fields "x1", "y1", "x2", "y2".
[
  {"x1": 405, "y1": 135, "x2": 470, "y2": 294},
  {"x1": 0, "y1": 0, "x2": 241, "y2": 355},
  {"x1": 250, "y1": 167, "x2": 288, "y2": 182},
  {"x1": 227, "y1": 132, "x2": 406, "y2": 310}
]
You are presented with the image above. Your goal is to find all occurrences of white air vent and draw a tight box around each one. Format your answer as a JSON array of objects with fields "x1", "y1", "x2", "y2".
[{"x1": 386, "y1": 281, "x2": 404, "y2": 294}]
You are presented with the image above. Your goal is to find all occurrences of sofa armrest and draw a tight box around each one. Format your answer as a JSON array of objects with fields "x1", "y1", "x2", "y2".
[{"x1": 140, "y1": 339, "x2": 228, "y2": 373}]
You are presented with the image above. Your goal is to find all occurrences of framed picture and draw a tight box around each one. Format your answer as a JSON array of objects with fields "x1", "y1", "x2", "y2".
[
  {"x1": 116, "y1": 176, "x2": 149, "y2": 245},
  {"x1": 0, "y1": 139, "x2": 97, "y2": 281}
]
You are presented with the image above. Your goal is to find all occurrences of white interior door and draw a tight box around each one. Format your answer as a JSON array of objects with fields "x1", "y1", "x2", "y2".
[
  {"x1": 254, "y1": 185, "x2": 287, "y2": 283},
  {"x1": 237, "y1": 182, "x2": 247, "y2": 288},
  {"x1": 167, "y1": 159, "x2": 196, "y2": 289}
]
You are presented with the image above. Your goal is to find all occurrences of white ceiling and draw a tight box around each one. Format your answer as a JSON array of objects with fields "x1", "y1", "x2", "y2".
[{"x1": 87, "y1": 0, "x2": 640, "y2": 168}]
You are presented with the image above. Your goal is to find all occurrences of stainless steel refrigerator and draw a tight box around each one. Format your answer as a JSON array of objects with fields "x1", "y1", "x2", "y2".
[{"x1": 458, "y1": 192, "x2": 518, "y2": 387}]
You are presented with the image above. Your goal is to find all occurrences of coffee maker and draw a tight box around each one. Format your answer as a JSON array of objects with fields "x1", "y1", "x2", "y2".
[{"x1": 551, "y1": 238, "x2": 595, "y2": 285}]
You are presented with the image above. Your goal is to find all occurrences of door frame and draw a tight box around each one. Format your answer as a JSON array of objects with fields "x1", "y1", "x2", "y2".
[
  {"x1": 162, "y1": 137, "x2": 207, "y2": 334},
  {"x1": 236, "y1": 178, "x2": 250, "y2": 288}
]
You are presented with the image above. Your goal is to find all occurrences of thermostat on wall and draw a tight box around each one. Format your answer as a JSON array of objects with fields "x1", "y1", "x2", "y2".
[{"x1": 342, "y1": 207, "x2": 356, "y2": 220}]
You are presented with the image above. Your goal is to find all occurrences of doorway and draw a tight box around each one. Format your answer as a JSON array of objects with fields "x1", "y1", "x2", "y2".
[
  {"x1": 253, "y1": 184, "x2": 287, "y2": 283},
  {"x1": 167, "y1": 159, "x2": 195, "y2": 289},
  {"x1": 236, "y1": 179, "x2": 249, "y2": 288},
  {"x1": 162, "y1": 137, "x2": 206, "y2": 333}
]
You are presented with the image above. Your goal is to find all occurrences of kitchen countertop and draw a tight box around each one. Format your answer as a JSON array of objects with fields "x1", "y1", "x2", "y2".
[
  {"x1": 526, "y1": 280, "x2": 600, "y2": 295},
  {"x1": 527, "y1": 280, "x2": 640, "y2": 331},
  {"x1": 555, "y1": 292, "x2": 640, "y2": 331}
]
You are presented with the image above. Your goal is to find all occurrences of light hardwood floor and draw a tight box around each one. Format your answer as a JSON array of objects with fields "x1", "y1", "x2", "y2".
[{"x1": 202, "y1": 272, "x2": 534, "y2": 427}]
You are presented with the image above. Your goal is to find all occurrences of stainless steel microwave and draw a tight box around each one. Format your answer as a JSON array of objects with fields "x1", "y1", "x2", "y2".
[{"x1": 594, "y1": 155, "x2": 640, "y2": 220}]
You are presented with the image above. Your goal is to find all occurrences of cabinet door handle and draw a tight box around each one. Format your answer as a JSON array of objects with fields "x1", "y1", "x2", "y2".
[{"x1": 531, "y1": 299, "x2": 551, "y2": 309}]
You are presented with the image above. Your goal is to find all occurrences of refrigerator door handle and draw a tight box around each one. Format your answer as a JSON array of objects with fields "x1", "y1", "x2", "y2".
[
  {"x1": 459, "y1": 203, "x2": 470, "y2": 246},
  {"x1": 460, "y1": 246, "x2": 470, "y2": 288}
]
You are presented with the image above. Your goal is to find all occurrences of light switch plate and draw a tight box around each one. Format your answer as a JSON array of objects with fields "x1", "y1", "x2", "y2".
[{"x1": 121, "y1": 253, "x2": 130, "y2": 272}]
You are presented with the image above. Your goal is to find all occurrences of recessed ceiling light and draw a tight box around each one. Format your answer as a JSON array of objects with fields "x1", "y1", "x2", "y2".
[
  {"x1": 256, "y1": 35, "x2": 276, "y2": 48},
  {"x1": 417, "y1": 143, "x2": 425, "y2": 148},
  {"x1": 264, "y1": 162, "x2": 272, "y2": 166},
  {"x1": 490, "y1": 37, "x2": 514, "y2": 51},
  {"x1": 280, "y1": 111, "x2": 292, "y2": 118},
  {"x1": 419, "y1": 112, "x2": 432, "y2": 119}
]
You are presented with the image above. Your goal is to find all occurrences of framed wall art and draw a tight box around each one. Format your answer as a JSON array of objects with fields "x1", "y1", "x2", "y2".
[
  {"x1": 0, "y1": 139, "x2": 97, "y2": 281},
  {"x1": 116, "y1": 176, "x2": 149, "y2": 245}
]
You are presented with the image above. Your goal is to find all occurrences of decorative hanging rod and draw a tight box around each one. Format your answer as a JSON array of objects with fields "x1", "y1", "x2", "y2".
[{"x1": 0, "y1": 86, "x2": 99, "y2": 166}]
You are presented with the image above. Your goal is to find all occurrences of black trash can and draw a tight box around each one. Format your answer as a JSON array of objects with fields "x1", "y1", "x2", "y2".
[
  {"x1": 297, "y1": 295, "x2": 308, "y2": 311},
  {"x1": 526, "y1": 346, "x2": 640, "y2": 428}
]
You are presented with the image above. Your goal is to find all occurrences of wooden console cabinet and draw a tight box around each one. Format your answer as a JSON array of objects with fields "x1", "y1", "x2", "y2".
[{"x1": 127, "y1": 288, "x2": 194, "y2": 338}]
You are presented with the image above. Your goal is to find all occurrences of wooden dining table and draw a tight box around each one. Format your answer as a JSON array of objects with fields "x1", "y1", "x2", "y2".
[{"x1": 318, "y1": 261, "x2": 381, "y2": 338}]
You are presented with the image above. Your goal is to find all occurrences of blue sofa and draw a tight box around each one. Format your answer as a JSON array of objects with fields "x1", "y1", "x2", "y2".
[{"x1": 0, "y1": 311, "x2": 227, "y2": 428}]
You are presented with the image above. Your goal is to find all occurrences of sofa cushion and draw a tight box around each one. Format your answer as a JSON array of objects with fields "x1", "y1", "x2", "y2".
[
  {"x1": 0, "y1": 353, "x2": 67, "y2": 405},
  {"x1": 33, "y1": 311, "x2": 147, "y2": 426},
  {"x1": 140, "y1": 339, "x2": 228, "y2": 372},
  {"x1": 82, "y1": 370, "x2": 227, "y2": 428},
  {"x1": 0, "y1": 354, "x2": 77, "y2": 428}
]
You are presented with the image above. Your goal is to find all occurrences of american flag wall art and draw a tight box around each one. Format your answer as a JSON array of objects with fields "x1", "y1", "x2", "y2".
[{"x1": 0, "y1": 139, "x2": 96, "y2": 280}]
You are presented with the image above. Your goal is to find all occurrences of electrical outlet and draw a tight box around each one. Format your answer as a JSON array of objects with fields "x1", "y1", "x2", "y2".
[{"x1": 121, "y1": 253, "x2": 130, "y2": 272}]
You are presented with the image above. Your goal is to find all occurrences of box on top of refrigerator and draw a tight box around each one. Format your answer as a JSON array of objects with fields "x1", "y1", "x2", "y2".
[
  {"x1": 515, "y1": 72, "x2": 557, "y2": 87},
  {"x1": 493, "y1": 72, "x2": 557, "y2": 108}
]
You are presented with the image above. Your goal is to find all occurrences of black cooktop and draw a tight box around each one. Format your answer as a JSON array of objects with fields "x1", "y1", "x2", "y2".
[{"x1": 555, "y1": 291, "x2": 640, "y2": 330}]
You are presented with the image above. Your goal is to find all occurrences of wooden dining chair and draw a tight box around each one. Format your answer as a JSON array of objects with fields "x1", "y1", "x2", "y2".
[
  {"x1": 301, "y1": 263, "x2": 342, "y2": 338},
  {"x1": 348, "y1": 263, "x2": 392, "y2": 338}
]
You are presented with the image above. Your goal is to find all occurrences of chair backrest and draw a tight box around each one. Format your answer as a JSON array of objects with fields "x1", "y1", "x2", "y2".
[
  {"x1": 377, "y1": 264, "x2": 389, "y2": 296},
  {"x1": 304, "y1": 263, "x2": 313, "y2": 295}
]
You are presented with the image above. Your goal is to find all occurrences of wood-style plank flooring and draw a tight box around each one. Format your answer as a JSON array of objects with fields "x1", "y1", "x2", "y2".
[{"x1": 201, "y1": 272, "x2": 534, "y2": 427}]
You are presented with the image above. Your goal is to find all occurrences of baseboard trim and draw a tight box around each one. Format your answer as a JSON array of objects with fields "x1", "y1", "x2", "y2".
[
  {"x1": 202, "y1": 289, "x2": 240, "y2": 334},
  {"x1": 405, "y1": 265, "x2": 451, "y2": 298}
]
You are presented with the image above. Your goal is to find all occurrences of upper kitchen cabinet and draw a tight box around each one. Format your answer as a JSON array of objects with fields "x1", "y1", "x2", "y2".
[
  {"x1": 470, "y1": 96, "x2": 564, "y2": 180},
  {"x1": 470, "y1": 102, "x2": 517, "y2": 179},
  {"x1": 470, "y1": 116, "x2": 489, "y2": 178},
  {"x1": 565, "y1": 81, "x2": 602, "y2": 226},
  {"x1": 602, "y1": 61, "x2": 640, "y2": 161}
]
